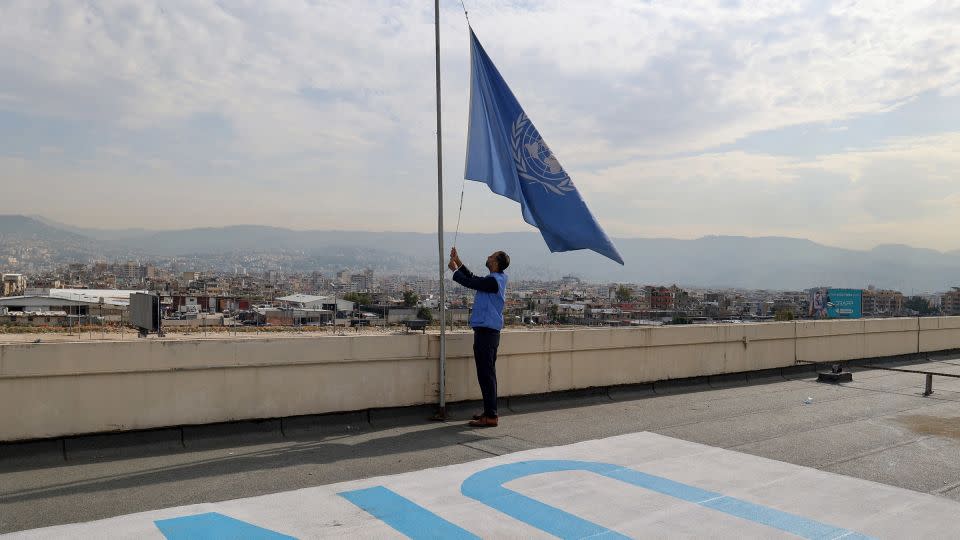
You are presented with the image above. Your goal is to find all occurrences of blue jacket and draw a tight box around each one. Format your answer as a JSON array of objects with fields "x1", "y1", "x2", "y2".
[{"x1": 452, "y1": 265, "x2": 507, "y2": 330}]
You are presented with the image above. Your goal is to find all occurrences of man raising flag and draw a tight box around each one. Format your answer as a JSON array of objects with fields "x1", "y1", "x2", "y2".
[{"x1": 448, "y1": 247, "x2": 509, "y2": 427}]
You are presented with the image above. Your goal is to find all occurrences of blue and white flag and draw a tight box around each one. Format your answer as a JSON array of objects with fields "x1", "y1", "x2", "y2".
[{"x1": 464, "y1": 29, "x2": 624, "y2": 265}]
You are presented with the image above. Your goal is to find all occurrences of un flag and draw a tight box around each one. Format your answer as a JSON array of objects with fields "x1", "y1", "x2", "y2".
[{"x1": 464, "y1": 29, "x2": 624, "y2": 265}]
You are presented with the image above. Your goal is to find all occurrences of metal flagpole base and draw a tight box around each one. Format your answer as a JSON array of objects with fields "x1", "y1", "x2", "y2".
[{"x1": 430, "y1": 406, "x2": 448, "y2": 422}]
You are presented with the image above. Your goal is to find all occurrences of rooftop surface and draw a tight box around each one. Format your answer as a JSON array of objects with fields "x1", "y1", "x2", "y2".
[{"x1": 2, "y1": 357, "x2": 960, "y2": 536}]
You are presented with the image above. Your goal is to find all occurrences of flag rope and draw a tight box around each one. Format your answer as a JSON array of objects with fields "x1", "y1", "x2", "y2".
[
  {"x1": 453, "y1": 180, "x2": 466, "y2": 247},
  {"x1": 452, "y1": 0, "x2": 470, "y2": 248}
]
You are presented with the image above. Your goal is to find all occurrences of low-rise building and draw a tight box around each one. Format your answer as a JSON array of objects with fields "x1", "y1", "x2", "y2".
[
  {"x1": 277, "y1": 294, "x2": 354, "y2": 315},
  {"x1": 2, "y1": 273, "x2": 26, "y2": 296},
  {"x1": 861, "y1": 288, "x2": 904, "y2": 317},
  {"x1": 942, "y1": 288, "x2": 960, "y2": 315},
  {"x1": 263, "y1": 307, "x2": 332, "y2": 326},
  {"x1": 0, "y1": 294, "x2": 127, "y2": 323},
  {"x1": 646, "y1": 286, "x2": 674, "y2": 310}
]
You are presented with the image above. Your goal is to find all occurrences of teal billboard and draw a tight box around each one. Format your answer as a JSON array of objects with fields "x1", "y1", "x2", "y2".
[{"x1": 809, "y1": 288, "x2": 862, "y2": 319}]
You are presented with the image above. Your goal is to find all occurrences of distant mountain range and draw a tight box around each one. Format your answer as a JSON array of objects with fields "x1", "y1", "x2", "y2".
[
  {"x1": 3, "y1": 215, "x2": 959, "y2": 292},
  {"x1": 0, "y1": 215, "x2": 87, "y2": 242}
]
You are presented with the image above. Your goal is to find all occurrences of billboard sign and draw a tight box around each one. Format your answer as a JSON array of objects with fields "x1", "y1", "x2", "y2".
[
  {"x1": 130, "y1": 292, "x2": 161, "y2": 334},
  {"x1": 808, "y1": 288, "x2": 862, "y2": 319}
]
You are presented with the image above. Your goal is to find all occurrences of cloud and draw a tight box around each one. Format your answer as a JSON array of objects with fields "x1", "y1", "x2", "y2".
[
  {"x1": 0, "y1": 0, "x2": 958, "y2": 250},
  {"x1": 4, "y1": 1, "x2": 957, "y2": 155},
  {"x1": 569, "y1": 130, "x2": 960, "y2": 248},
  {"x1": 799, "y1": 132, "x2": 960, "y2": 183},
  {"x1": 584, "y1": 151, "x2": 801, "y2": 192}
]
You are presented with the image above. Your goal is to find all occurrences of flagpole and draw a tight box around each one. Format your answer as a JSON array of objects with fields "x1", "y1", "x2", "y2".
[{"x1": 434, "y1": 0, "x2": 448, "y2": 420}]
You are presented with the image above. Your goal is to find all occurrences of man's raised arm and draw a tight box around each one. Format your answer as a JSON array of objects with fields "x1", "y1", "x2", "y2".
[{"x1": 450, "y1": 255, "x2": 499, "y2": 293}]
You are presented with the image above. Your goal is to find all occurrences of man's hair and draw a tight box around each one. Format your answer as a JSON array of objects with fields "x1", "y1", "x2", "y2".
[{"x1": 495, "y1": 251, "x2": 510, "y2": 271}]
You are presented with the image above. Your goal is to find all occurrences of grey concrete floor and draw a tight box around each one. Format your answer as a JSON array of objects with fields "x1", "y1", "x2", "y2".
[{"x1": 2, "y1": 359, "x2": 960, "y2": 534}]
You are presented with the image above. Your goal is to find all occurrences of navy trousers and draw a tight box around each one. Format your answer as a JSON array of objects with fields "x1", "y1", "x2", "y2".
[{"x1": 473, "y1": 327, "x2": 501, "y2": 417}]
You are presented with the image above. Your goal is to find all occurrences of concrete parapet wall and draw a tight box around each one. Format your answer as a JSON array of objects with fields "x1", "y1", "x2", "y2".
[
  {"x1": 3, "y1": 317, "x2": 960, "y2": 441},
  {"x1": 918, "y1": 316, "x2": 960, "y2": 352},
  {"x1": 795, "y1": 318, "x2": 922, "y2": 363}
]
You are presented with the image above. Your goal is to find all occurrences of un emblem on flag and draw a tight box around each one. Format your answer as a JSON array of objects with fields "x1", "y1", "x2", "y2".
[{"x1": 512, "y1": 113, "x2": 576, "y2": 196}]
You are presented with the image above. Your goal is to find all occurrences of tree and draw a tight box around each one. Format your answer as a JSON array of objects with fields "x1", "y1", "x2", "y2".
[
  {"x1": 402, "y1": 290, "x2": 419, "y2": 307},
  {"x1": 774, "y1": 309, "x2": 795, "y2": 321},
  {"x1": 416, "y1": 307, "x2": 433, "y2": 322},
  {"x1": 614, "y1": 285, "x2": 633, "y2": 302},
  {"x1": 905, "y1": 296, "x2": 934, "y2": 315},
  {"x1": 547, "y1": 304, "x2": 559, "y2": 322},
  {"x1": 343, "y1": 292, "x2": 372, "y2": 306}
]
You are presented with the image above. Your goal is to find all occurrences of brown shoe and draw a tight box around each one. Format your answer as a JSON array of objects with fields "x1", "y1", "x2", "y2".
[{"x1": 468, "y1": 415, "x2": 498, "y2": 427}]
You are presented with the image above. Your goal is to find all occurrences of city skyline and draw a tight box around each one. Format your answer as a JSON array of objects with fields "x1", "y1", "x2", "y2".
[
  {"x1": 5, "y1": 214, "x2": 960, "y2": 292},
  {"x1": 1, "y1": 1, "x2": 958, "y2": 250}
]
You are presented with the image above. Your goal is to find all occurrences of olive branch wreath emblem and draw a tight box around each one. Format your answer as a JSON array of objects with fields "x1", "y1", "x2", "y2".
[{"x1": 511, "y1": 113, "x2": 576, "y2": 196}]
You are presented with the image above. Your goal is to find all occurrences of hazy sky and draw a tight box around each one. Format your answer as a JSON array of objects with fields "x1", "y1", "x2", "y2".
[{"x1": 1, "y1": 1, "x2": 959, "y2": 250}]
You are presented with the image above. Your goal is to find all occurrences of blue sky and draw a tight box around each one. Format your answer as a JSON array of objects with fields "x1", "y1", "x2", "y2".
[{"x1": 1, "y1": 0, "x2": 958, "y2": 250}]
